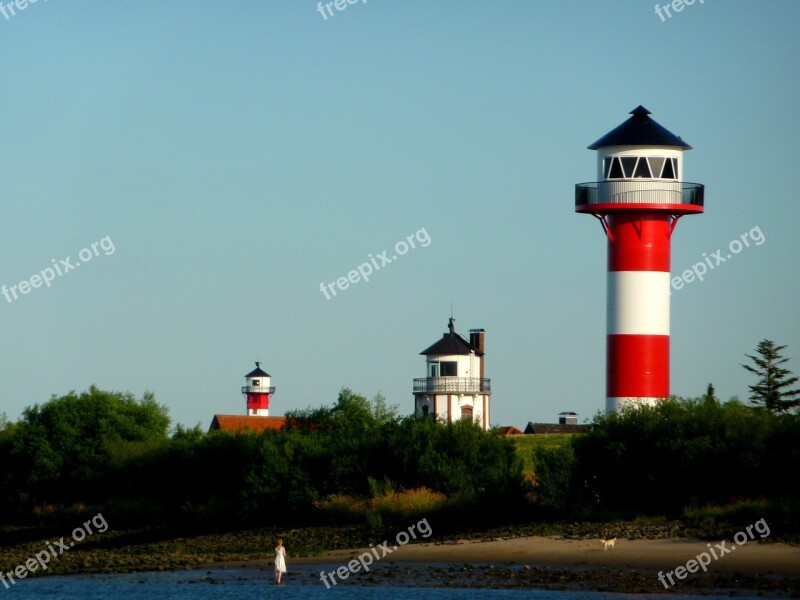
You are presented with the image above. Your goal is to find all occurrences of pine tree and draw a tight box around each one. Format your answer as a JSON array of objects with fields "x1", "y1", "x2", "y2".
[
  {"x1": 702, "y1": 383, "x2": 718, "y2": 406},
  {"x1": 741, "y1": 339, "x2": 800, "y2": 413}
]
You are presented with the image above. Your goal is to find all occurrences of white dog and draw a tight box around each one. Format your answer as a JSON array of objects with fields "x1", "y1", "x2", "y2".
[{"x1": 600, "y1": 537, "x2": 616, "y2": 550}]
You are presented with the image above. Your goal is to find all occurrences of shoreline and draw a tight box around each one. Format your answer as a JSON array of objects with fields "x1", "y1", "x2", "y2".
[
  {"x1": 4, "y1": 530, "x2": 800, "y2": 595},
  {"x1": 209, "y1": 536, "x2": 800, "y2": 594},
  {"x1": 228, "y1": 535, "x2": 800, "y2": 576}
]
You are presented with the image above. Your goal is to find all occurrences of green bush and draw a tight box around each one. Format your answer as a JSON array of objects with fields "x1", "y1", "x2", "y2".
[
  {"x1": 569, "y1": 399, "x2": 800, "y2": 515},
  {"x1": 531, "y1": 444, "x2": 575, "y2": 510}
]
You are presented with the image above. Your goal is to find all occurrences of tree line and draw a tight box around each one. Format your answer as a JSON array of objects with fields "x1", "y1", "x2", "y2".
[
  {"x1": 0, "y1": 387, "x2": 525, "y2": 530},
  {"x1": 1, "y1": 338, "x2": 797, "y2": 532}
]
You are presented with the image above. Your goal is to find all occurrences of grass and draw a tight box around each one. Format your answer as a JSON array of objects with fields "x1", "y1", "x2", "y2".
[
  {"x1": 315, "y1": 487, "x2": 450, "y2": 526},
  {"x1": 682, "y1": 498, "x2": 800, "y2": 542},
  {"x1": 510, "y1": 434, "x2": 575, "y2": 474}
]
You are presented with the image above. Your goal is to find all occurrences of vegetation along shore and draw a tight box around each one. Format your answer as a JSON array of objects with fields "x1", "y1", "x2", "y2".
[{"x1": 1, "y1": 351, "x2": 799, "y2": 593}]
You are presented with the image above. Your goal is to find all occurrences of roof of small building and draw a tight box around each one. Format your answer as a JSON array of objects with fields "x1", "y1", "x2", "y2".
[
  {"x1": 494, "y1": 425, "x2": 524, "y2": 435},
  {"x1": 588, "y1": 105, "x2": 691, "y2": 150},
  {"x1": 245, "y1": 361, "x2": 270, "y2": 378},
  {"x1": 420, "y1": 318, "x2": 483, "y2": 356},
  {"x1": 209, "y1": 414, "x2": 286, "y2": 433},
  {"x1": 524, "y1": 422, "x2": 592, "y2": 434}
]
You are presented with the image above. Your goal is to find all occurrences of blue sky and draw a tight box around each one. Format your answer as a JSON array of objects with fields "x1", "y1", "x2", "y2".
[{"x1": 1, "y1": 1, "x2": 798, "y2": 429}]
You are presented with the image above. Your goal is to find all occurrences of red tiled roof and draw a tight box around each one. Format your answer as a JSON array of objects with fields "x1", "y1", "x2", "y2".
[
  {"x1": 495, "y1": 426, "x2": 524, "y2": 435},
  {"x1": 209, "y1": 414, "x2": 286, "y2": 433}
]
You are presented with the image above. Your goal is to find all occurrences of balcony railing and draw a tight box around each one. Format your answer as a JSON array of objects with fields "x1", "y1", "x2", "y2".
[
  {"x1": 242, "y1": 386, "x2": 275, "y2": 394},
  {"x1": 575, "y1": 181, "x2": 704, "y2": 207},
  {"x1": 413, "y1": 377, "x2": 491, "y2": 393}
]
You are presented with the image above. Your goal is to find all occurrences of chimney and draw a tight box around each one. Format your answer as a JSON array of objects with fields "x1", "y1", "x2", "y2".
[{"x1": 469, "y1": 329, "x2": 485, "y2": 380}]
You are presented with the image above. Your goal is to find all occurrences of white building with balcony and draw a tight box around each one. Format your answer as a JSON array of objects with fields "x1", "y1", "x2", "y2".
[{"x1": 413, "y1": 318, "x2": 491, "y2": 430}]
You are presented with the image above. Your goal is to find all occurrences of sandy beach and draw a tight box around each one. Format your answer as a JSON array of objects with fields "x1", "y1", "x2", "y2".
[
  {"x1": 278, "y1": 536, "x2": 800, "y2": 593},
  {"x1": 4, "y1": 523, "x2": 798, "y2": 594},
  {"x1": 320, "y1": 535, "x2": 800, "y2": 575}
]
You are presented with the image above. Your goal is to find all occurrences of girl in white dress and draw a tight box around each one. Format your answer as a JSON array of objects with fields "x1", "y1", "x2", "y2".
[{"x1": 274, "y1": 538, "x2": 287, "y2": 584}]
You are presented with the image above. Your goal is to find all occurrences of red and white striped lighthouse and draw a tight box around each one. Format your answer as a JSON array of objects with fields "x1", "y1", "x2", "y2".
[
  {"x1": 242, "y1": 362, "x2": 274, "y2": 416},
  {"x1": 575, "y1": 106, "x2": 704, "y2": 413}
]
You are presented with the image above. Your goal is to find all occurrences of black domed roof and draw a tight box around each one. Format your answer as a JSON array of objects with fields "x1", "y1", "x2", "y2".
[
  {"x1": 245, "y1": 362, "x2": 270, "y2": 378},
  {"x1": 588, "y1": 106, "x2": 692, "y2": 150}
]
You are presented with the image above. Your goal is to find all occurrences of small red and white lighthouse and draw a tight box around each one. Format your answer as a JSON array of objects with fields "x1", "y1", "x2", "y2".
[
  {"x1": 575, "y1": 106, "x2": 704, "y2": 413},
  {"x1": 242, "y1": 362, "x2": 274, "y2": 416}
]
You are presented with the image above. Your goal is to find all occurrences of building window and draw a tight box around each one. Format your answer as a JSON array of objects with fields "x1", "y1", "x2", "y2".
[
  {"x1": 603, "y1": 157, "x2": 613, "y2": 178},
  {"x1": 440, "y1": 361, "x2": 457, "y2": 376},
  {"x1": 661, "y1": 157, "x2": 676, "y2": 179},
  {"x1": 428, "y1": 363, "x2": 440, "y2": 377},
  {"x1": 607, "y1": 156, "x2": 624, "y2": 179},
  {"x1": 421, "y1": 405, "x2": 429, "y2": 417},
  {"x1": 648, "y1": 157, "x2": 665, "y2": 178},
  {"x1": 605, "y1": 156, "x2": 678, "y2": 180},
  {"x1": 633, "y1": 157, "x2": 651, "y2": 178},
  {"x1": 461, "y1": 406, "x2": 473, "y2": 421},
  {"x1": 252, "y1": 379, "x2": 260, "y2": 386},
  {"x1": 620, "y1": 157, "x2": 638, "y2": 178}
]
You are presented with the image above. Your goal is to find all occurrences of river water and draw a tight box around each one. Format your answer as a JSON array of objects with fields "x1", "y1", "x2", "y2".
[{"x1": 3, "y1": 565, "x2": 773, "y2": 600}]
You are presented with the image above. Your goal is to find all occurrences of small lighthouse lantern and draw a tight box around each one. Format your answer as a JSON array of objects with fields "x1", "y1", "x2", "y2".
[
  {"x1": 242, "y1": 361, "x2": 275, "y2": 416},
  {"x1": 575, "y1": 106, "x2": 704, "y2": 413}
]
